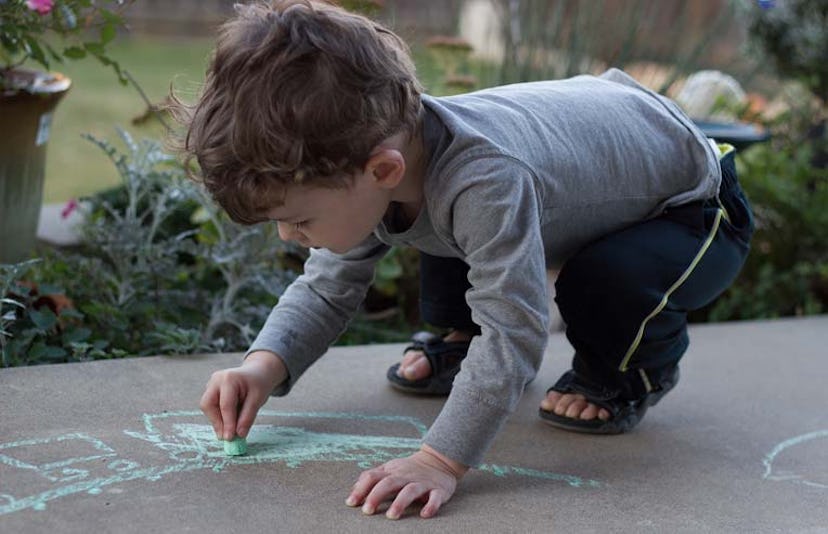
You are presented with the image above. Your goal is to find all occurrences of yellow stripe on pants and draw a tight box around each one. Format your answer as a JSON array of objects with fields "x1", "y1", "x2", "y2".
[{"x1": 618, "y1": 207, "x2": 725, "y2": 373}]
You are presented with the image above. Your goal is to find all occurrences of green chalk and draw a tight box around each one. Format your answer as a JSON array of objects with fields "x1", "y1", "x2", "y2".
[{"x1": 223, "y1": 436, "x2": 247, "y2": 456}]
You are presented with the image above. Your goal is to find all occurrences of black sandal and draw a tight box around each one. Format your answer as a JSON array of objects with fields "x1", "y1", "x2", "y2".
[
  {"x1": 386, "y1": 331, "x2": 472, "y2": 396},
  {"x1": 538, "y1": 367, "x2": 680, "y2": 434}
]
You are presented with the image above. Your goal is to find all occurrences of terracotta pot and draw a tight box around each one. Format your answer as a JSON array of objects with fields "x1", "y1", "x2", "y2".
[{"x1": 0, "y1": 68, "x2": 71, "y2": 263}]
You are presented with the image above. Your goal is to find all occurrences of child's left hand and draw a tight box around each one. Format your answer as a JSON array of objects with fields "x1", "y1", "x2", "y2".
[{"x1": 346, "y1": 444, "x2": 468, "y2": 519}]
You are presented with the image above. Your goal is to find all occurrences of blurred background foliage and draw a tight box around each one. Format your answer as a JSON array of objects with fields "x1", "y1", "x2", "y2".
[{"x1": 2, "y1": 0, "x2": 826, "y2": 365}]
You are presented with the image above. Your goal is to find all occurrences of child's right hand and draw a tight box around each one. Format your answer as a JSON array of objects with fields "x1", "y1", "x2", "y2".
[{"x1": 200, "y1": 351, "x2": 288, "y2": 440}]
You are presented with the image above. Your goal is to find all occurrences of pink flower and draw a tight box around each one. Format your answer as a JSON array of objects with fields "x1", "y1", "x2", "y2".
[
  {"x1": 25, "y1": 0, "x2": 55, "y2": 15},
  {"x1": 61, "y1": 199, "x2": 78, "y2": 219}
]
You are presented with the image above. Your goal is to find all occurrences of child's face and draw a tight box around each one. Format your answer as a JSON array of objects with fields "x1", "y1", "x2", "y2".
[{"x1": 265, "y1": 170, "x2": 394, "y2": 255}]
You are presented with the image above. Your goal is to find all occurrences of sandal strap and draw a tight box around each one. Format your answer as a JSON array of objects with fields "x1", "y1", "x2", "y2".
[
  {"x1": 403, "y1": 331, "x2": 471, "y2": 378},
  {"x1": 403, "y1": 330, "x2": 442, "y2": 352},
  {"x1": 548, "y1": 370, "x2": 631, "y2": 418}
]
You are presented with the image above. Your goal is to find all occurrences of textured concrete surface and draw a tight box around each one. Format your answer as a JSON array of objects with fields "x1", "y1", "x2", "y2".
[{"x1": 1, "y1": 316, "x2": 827, "y2": 533}]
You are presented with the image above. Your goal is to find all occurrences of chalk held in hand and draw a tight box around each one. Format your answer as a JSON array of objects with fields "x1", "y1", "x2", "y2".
[{"x1": 223, "y1": 436, "x2": 248, "y2": 456}]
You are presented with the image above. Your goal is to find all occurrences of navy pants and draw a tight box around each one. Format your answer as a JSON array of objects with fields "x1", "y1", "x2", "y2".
[{"x1": 418, "y1": 151, "x2": 753, "y2": 400}]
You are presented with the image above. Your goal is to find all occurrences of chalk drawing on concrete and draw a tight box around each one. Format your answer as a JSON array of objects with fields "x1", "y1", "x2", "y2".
[
  {"x1": 762, "y1": 429, "x2": 828, "y2": 490},
  {"x1": 0, "y1": 410, "x2": 601, "y2": 515}
]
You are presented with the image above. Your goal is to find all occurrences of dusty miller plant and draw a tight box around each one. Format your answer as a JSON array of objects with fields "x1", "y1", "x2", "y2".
[{"x1": 18, "y1": 129, "x2": 298, "y2": 362}]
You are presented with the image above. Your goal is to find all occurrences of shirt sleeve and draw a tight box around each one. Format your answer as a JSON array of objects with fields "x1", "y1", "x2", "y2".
[
  {"x1": 246, "y1": 234, "x2": 389, "y2": 396},
  {"x1": 423, "y1": 157, "x2": 550, "y2": 467}
]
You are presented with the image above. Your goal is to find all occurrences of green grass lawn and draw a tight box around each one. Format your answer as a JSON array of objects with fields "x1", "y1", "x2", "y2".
[
  {"x1": 43, "y1": 36, "x2": 214, "y2": 203},
  {"x1": 42, "y1": 36, "x2": 447, "y2": 204}
]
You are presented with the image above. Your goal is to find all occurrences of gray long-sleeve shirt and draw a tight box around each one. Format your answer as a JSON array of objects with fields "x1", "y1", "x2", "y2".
[{"x1": 247, "y1": 69, "x2": 721, "y2": 467}]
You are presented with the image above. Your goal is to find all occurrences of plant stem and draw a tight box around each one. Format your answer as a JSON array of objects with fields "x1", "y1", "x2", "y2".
[{"x1": 123, "y1": 69, "x2": 172, "y2": 131}]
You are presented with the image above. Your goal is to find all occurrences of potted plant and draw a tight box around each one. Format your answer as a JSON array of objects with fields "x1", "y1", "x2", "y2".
[{"x1": 0, "y1": 0, "x2": 131, "y2": 263}]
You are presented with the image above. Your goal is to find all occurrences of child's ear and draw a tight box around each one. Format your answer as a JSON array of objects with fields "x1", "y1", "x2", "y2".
[{"x1": 366, "y1": 149, "x2": 405, "y2": 189}]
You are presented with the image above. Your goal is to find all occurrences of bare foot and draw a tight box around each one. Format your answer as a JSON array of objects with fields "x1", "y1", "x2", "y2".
[
  {"x1": 540, "y1": 390, "x2": 612, "y2": 421},
  {"x1": 396, "y1": 330, "x2": 472, "y2": 381}
]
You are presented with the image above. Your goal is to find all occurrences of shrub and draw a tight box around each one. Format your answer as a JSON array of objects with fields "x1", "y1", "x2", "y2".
[
  {"x1": 0, "y1": 130, "x2": 299, "y2": 366},
  {"x1": 0, "y1": 258, "x2": 114, "y2": 367},
  {"x1": 748, "y1": 0, "x2": 828, "y2": 106},
  {"x1": 697, "y1": 0, "x2": 828, "y2": 321},
  {"x1": 700, "y1": 98, "x2": 828, "y2": 321}
]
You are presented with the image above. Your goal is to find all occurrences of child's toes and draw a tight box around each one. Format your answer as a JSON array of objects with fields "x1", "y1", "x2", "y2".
[
  {"x1": 579, "y1": 403, "x2": 600, "y2": 420},
  {"x1": 540, "y1": 391, "x2": 562, "y2": 411},
  {"x1": 552, "y1": 393, "x2": 579, "y2": 415},
  {"x1": 399, "y1": 350, "x2": 423, "y2": 369},
  {"x1": 565, "y1": 398, "x2": 588, "y2": 418},
  {"x1": 398, "y1": 354, "x2": 432, "y2": 380}
]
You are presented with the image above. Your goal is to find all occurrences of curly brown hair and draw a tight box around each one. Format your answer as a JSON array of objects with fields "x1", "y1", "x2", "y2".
[{"x1": 168, "y1": 0, "x2": 422, "y2": 224}]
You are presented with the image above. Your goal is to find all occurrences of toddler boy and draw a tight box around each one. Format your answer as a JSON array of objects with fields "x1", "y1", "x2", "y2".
[{"x1": 173, "y1": 0, "x2": 753, "y2": 520}]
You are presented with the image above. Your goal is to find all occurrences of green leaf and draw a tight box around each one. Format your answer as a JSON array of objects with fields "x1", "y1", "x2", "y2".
[
  {"x1": 23, "y1": 35, "x2": 49, "y2": 69},
  {"x1": 79, "y1": 301, "x2": 112, "y2": 318},
  {"x1": 27, "y1": 342, "x2": 46, "y2": 360},
  {"x1": 59, "y1": 307, "x2": 84, "y2": 320},
  {"x1": 83, "y1": 42, "x2": 105, "y2": 55},
  {"x1": 42, "y1": 345, "x2": 68, "y2": 360},
  {"x1": 44, "y1": 43, "x2": 63, "y2": 62},
  {"x1": 38, "y1": 283, "x2": 63, "y2": 295},
  {"x1": 63, "y1": 46, "x2": 87, "y2": 59},
  {"x1": 28, "y1": 308, "x2": 58, "y2": 332},
  {"x1": 63, "y1": 327, "x2": 91, "y2": 344},
  {"x1": 100, "y1": 22, "x2": 116, "y2": 45}
]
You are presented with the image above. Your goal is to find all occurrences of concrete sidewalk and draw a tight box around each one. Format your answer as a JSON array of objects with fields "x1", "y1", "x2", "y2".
[{"x1": 1, "y1": 317, "x2": 826, "y2": 533}]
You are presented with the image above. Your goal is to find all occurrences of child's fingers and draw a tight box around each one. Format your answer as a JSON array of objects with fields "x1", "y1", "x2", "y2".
[
  {"x1": 361, "y1": 475, "x2": 405, "y2": 515},
  {"x1": 218, "y1": 382, "x2": 240, "y2": 440},
  {"x1": 235, "y1": 392, "x2": 262, "y2": 438},
  {"x1": 420, "y1": 489, "x2": 446, "y2": 518},
  {"x1": 346, "y1": 467, "x2": 385, "y2": 508},
  {"x1": 385, "y1": 482, "x2": 427, "y2": 520},
  {"x1": 199, "y1": 381, "x2": 223, "y2": 439}
]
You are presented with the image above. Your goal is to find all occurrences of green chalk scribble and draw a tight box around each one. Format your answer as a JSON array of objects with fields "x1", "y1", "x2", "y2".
[{"x1": 0, "y1": 410, "x2": 602, "y2": 516}]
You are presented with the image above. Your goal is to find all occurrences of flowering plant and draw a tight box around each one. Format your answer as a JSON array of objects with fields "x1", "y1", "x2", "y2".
[{"x1": 0, "y1": 0, "x2": 132, "y2": 91}]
